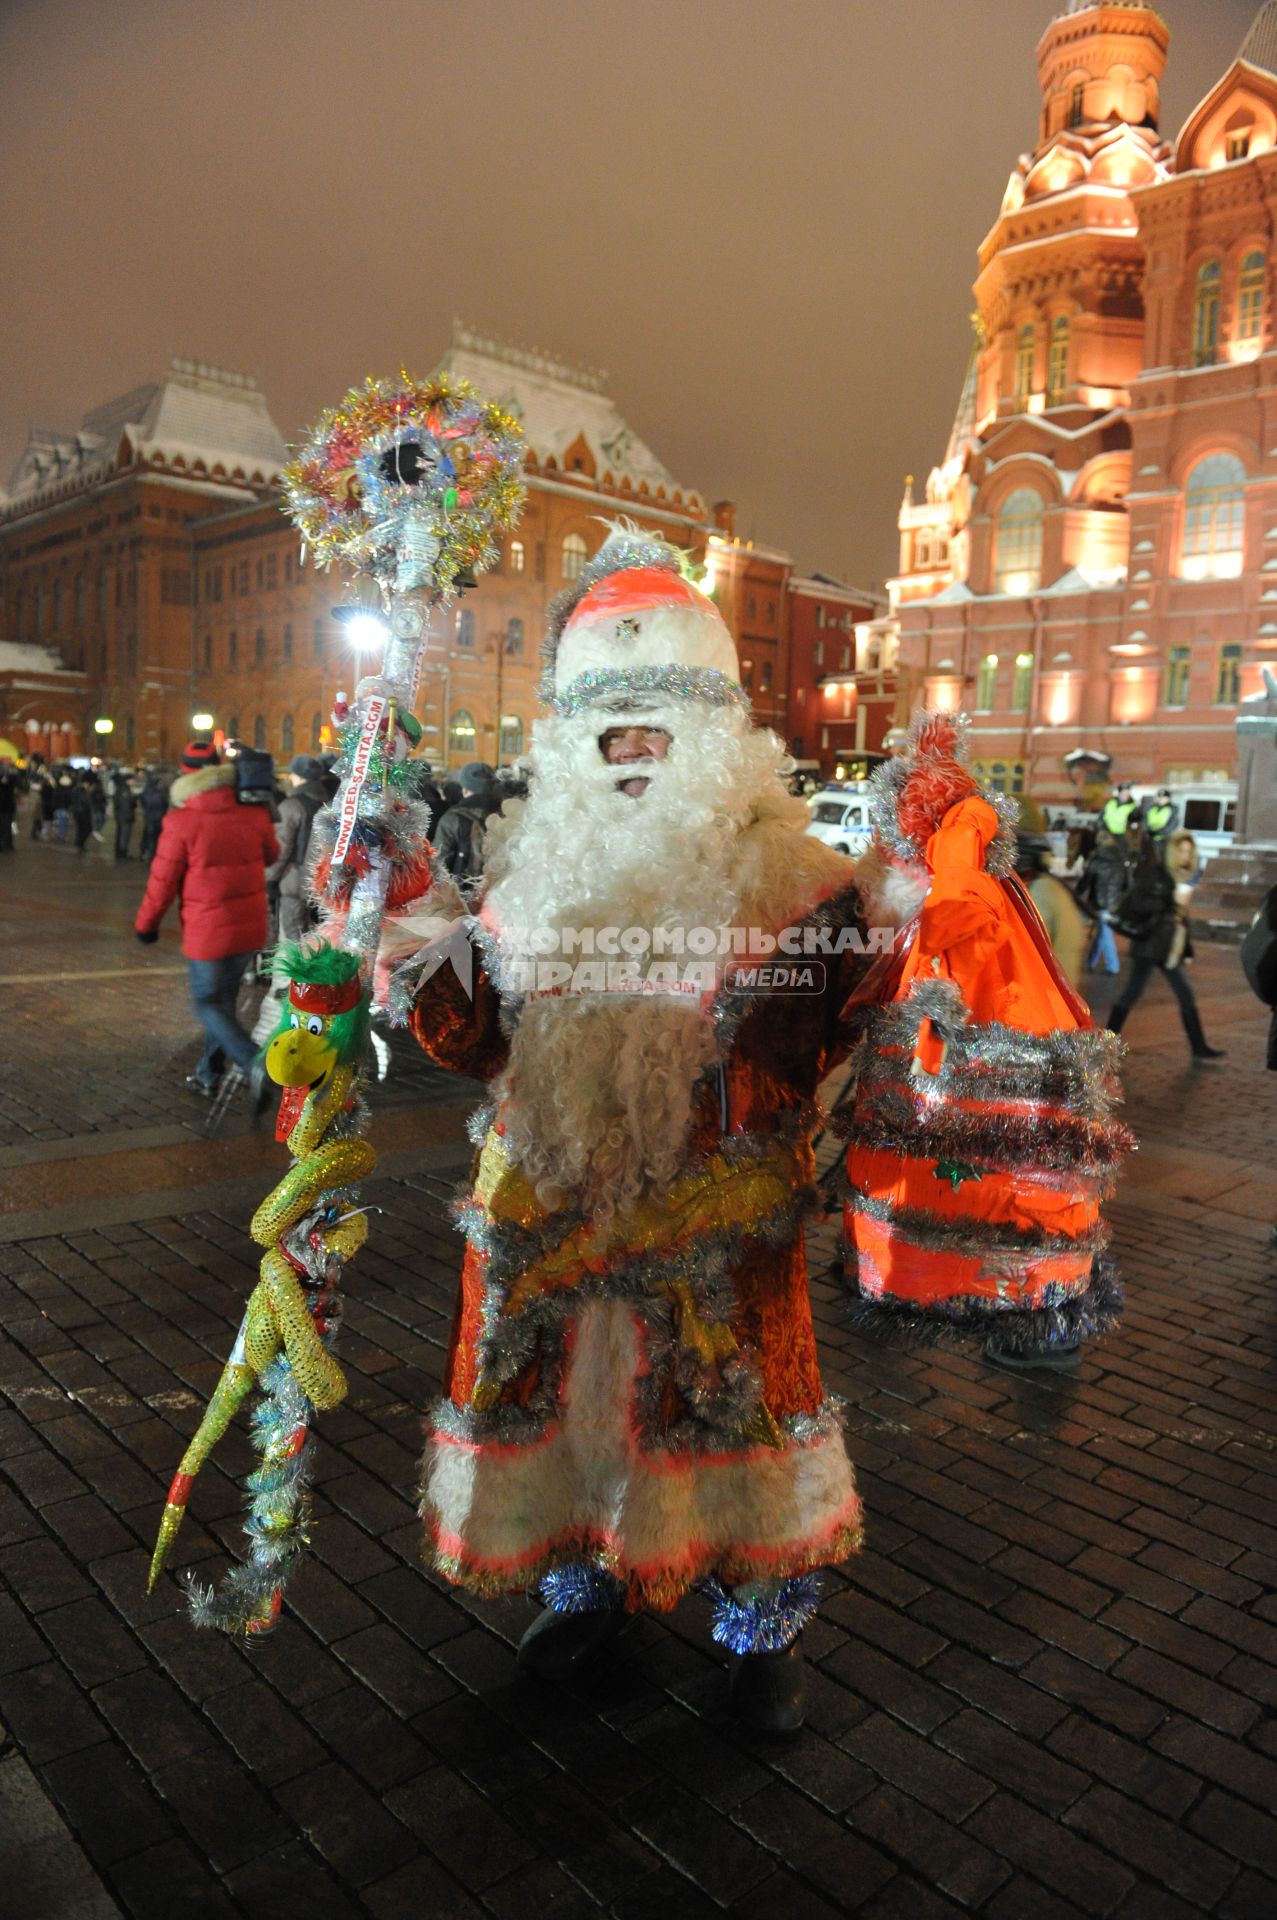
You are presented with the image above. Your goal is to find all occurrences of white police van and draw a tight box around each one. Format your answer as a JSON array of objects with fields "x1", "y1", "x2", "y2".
[
  {"x1": 1131, "y1": 784, "x2": 1237, "y2": 864},
  {"x1": 805, "y1": 786, "x2": 873, "y2": 856}
]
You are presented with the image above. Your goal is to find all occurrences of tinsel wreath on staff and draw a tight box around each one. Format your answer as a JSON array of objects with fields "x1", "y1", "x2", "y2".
[
  {"x1": 147, "y1": 372, "x2": 525, "y2": 1632},
  {"x1": 831, "y1": 712, "x2": 1134, "y2": 1368}
]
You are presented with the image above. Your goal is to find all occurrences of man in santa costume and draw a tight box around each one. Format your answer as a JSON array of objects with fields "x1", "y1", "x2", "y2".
[{"x1": 390, "y1": 528, "x2": 870, "y2": 1731}]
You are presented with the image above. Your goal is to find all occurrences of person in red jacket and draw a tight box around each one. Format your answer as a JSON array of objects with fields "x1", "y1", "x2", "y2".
[{"x1": 134, "y1": 739, "x2": 278, "y2": 1098}]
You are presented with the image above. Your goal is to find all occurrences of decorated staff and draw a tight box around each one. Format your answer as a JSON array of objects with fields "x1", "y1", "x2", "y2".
[{"x1": 148, "y1": 372, "x2": 525, "y2": 1631}]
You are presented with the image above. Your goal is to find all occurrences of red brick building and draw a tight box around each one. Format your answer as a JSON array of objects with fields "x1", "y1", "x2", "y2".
[
  {"x1": 1, "y1": 329, "x2": 847, "y2": 771},
  {"x1": 785, "y1": 575, "x2": 888, "y2": 776},
  {"x1": 890, "y1": 0, "x2": 1277, "y2": 801}
]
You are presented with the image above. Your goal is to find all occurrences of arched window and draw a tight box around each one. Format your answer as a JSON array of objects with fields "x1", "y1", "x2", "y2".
[
  {"x1": 311, "y1": 712, "x2": 323, "y2": 751},
  {"x1": 254, "y1": 627, "x2": 265, "y2": 666},
  {"x1": 1238, "y1": 251, "x2": 1265, "y2": 346},
  {"x1": 456, "y1": 608, "x2": 474, "y2": 649},
  {"x1": 253, "y1": 714, "x2": 266, "y2": 750},
  {"x1": 281, "y1": 714, "x2": 294, "y2": 756},
  {"x1": 1181, "y1": 453, "x2": 1246, "y2": 579},
  {"x1": 994, "y1": 488, "x2": 1044, "y2": 594},
  {"x1": 499, "y1": 715, "x2": 523, "y2": 760},
  {"x1": 1047, "y1": 316, "x2": 1070, "y2": 403},
  {"x1": 505, "y1": 617, "x2": 523, "y2": 656},
  {"x1": 1193, "y1": 261, "x2": 1221, "y2": 367},
  {"x1": 1013, "y1": 651, "x2": 1034, "y2": 713},
  {"x1": 976, "y1": 654, "x2": 999, "y2": 710},
  {"x1": 228, "y1": 629, "x2": 238, "y2": 668},
  {"x1": 509, "y1": 539, "x2": 525, "y2": 573},
  {"x1": 1068, "y1": 81, "x2": 1085, "y2": 129},
  {"x1": 282, "y1": 622, "x2": 293, "y2": 663},
  {"x1": 449, "y1": 708, "x2": 477, "y2": 757},
  {"x1": 1014, "y1": 324, "x2": 1035, "y2": 409},
  {"x1": 562, "y1": 532, "x2": 588, "y2": 581}
]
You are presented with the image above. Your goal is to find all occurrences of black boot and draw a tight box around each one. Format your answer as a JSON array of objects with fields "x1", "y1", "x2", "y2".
[
  {"x1": 1106, "y1": 1003, "x2": 1129, "y2": 1035},
  {"x1": 1181, "y1": 1000, "x2": 1226, "y2": 1064},
  {"x1": 516, "y1": 1604, "x2": 629, "y2": 1682},
  {"x1": 729, "y1": 1640, "x2": 807, "y2": 1734}
]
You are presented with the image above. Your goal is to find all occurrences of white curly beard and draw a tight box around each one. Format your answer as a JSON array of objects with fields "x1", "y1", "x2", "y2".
[{"x1": 482, "y1": 707, "x2": 790, "y2": 1222}]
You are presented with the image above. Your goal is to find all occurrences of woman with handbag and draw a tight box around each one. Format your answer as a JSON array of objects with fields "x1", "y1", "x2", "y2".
[{"x1": 1106, "y1": 830, "x2": 1225, "y2": 1062}]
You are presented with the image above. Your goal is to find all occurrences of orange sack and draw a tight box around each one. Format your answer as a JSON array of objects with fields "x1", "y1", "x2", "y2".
[{"x1": 835, "y1": 714, "x2": 1133, "y2": 1355}]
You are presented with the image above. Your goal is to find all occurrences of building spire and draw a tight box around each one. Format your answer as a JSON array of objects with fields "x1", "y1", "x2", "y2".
[{"x1": 1239, "y1": 1, "x2": 1277, "y2": 77}]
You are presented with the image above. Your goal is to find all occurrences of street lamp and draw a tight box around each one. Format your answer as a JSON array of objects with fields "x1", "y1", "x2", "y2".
[
  {"x1": 191, "y1": 710, "x2": 215, "y2": 731},
  {"x1": 93, "y1": 717, "x2": 114, "y2": 736}
]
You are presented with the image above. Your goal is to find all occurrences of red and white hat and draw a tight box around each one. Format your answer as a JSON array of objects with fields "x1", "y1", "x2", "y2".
[{"x1": 542, "y1": 527, "x2": 744, "y2": 719}]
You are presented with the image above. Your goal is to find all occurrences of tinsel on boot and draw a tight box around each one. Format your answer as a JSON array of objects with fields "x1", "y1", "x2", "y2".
[{"x1": 837, "y1": 712, "x2": 1134, "y2": 1353}]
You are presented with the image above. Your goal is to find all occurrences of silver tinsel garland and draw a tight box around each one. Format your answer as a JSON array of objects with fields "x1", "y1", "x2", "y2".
[{"x1": 703, "y1": 1572, "x2": 823, "y2": 1654}]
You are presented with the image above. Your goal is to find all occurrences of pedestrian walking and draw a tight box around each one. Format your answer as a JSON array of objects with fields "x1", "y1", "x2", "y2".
[
  {"x1": 138, "y1": 771, "x2": 168, "y2": 862},
  {"x1": 54, "y1": 772, "x2": 74, "y2": 841},
  {"x1": 0, "y1": 759, "x2": 19, "y2": 853},
  {"x1": 133, "y1": 739, "x2": 278, "y2": 1102},
  {"x1": 32, "y1": 768, "x2": 55, "y2": 839},
  {"x1": 1106, "y1": 828, "x2": 1226, "y2": 1062},
  {"x1": 71, "y1": 775, "x2": 95, "y2": 854},
  {"x1": 112, "y1": 770, "x2": 137, "y2": 859},
  {"x1": 265, "y1": 754, "x2": 327, "y2": 942},
  {"x1": 1075, "y1": 831, "x2": 1131, "y2": 973},
  {"x1": 88, "y1": 770, "x2": 106, "y2": 841}
]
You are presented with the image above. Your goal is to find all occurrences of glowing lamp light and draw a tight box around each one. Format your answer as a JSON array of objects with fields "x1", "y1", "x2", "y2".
[
  {"x1": 698, "y1": 559, "x2": 718, "y2": 599},
  {"x1": 1180, "y1": 553, "x2": 1244, "y2": 583},
  {"x1": 1015, "y1": 652, "x2": 1033, "y2": 668},
  {"x1": 191, "y1": 710, "x2": 214, "y2": 731},
  {"x1": 1001, "y1": 573, "x2": 1036, "y2": 598},
  {"x1": 984, "y1": 652, "x2": 999, "y2": 666},
  {"x1": 93, "y1": 717, "x2": 114, "y2": 736},
  {"x1": 344, "y1": 612, "x2": 389, "y2": 650}
]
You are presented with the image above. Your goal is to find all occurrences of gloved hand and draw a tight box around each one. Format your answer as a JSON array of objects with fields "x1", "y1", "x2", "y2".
[{"x1": 135, "y1": 928, "x2": 159, "y2": 945}]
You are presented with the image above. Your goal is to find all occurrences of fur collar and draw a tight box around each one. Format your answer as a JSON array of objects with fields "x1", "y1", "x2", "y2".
[
  {"x1": 730, "y1": 787, "x2": 857, "y2": 933},
  {"x1": 170, "y1": 763, "x2": 236, "y2": 808}
]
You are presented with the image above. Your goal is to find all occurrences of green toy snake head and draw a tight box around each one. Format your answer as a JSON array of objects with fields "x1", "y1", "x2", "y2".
[{"x1": 264, "y1": 943, "x2": 370, "y2": 1090}]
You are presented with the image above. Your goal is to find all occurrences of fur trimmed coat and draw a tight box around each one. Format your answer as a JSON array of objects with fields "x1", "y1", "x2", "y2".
[
  {"x1": 135, "y1": 764, "x2": 278, "y2": 961},
  {"x1": 407, "y1": 813, "x2": 872, "y2": 1610}
]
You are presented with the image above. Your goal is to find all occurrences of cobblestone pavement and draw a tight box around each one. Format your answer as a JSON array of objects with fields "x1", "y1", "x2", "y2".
[{"x1": 1, "y1": 832, "x2": 1276, "y2": 1918}]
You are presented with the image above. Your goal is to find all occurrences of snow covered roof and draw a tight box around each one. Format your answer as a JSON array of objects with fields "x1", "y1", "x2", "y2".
[
  {"x1": 4, "y1": 359, "x2": 286, "y2": 513},
  {"x1": 1240, "y1": 1, "x2": 1277, "y2": 78},
  {"x1": 0, "y1": 640, "x2": 79, "y2": 677},
  {"x1": 433, "y1": 321, "x2": 704, "y2": 511}
]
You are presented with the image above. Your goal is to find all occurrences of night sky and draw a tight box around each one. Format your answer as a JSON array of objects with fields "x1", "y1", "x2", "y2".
[{"x1": 0, "y1": 0, "x2": 1262, "y2": 591}]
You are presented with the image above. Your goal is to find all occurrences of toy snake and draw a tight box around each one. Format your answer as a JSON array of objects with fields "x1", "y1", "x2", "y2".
[{"x1": 148, "y1": 945, "x2": 374, "y2": 1632}]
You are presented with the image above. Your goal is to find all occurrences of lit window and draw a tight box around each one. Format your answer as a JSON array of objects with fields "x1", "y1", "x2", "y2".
[
  {"x1": 505, "y1": 617, "x2": 523, "y2": 657},
  {"x1": 995, "y1": 488, "x2": 1044, "y2": 593},
  {"x1": 1013, "y1": 651, "x2": 1034, "y2": 713},
  {"x1": 456, "y1": 608, "x2": 474, "y2": 649},
  {"x1": 915, "y1": 532, "x2": 932, "y2": 568},
  {"x1": 499, "y1": 714, "x2": 523, "y2": 760},
  {"x1": 1014, "y1": 325, "x2": 1035, "y2": 410},
  {"x1": 510, "y1": 539, "x2": 525, "y2": 573},
  {"x1": 562, "y1": 532, "x2": 587, "y2": 581},
  {"x1": 1181, "y1": 453, "x2": 1246, "y2": 579},
  {"x1": 1238, "y1": 251, "x2": 1265, "y2": 345},
  {"x1": 762, "y1": 660, "x2": 773, "y2": 692},
  {"x1": 1227, "y1": 128, "x2": 1252, "y2": 162},
  {"x1": 976, "y1": 654, "x2": 999, "y2": 710},
  {"x1": 1216, "y1": 642, "x2": 1242, "y2": 704},
  {"x1": 840, "y1": 645, "x2": 851, "y2": 669},
  {"x1": 1047, "y1": 316, "x2": 1070, "y2": 404},
  {"x1": 1193, "y1": 261, "x2": 1221, "y2": 367},
  {"x1": 449, "y1": 709, "x2": 476, "y2": 756},
  {"x1": 1068, "y1": 82, "x2": 1085, "y2": 129},
  {"x1": 1165, "y1": 645, "x2": 1191, "y2": 707},
  {"x1": 281, "y1": 714, "x2": 294, "y2": 755}
]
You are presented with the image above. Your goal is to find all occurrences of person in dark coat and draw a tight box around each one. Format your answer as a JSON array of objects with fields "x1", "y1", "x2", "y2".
[
  {"x1": 1106, "y1": 831, "x2": 1225, "y2": 1062},
  {"x1": 1075, "y1": 832, "x2": 1131, "y2": 974},
  {"x1": 0, "y1": 760, "x2": 19, "y2": 852},
  {"x1": 33, "y1": 769, "x2": 56, "y2": 838},
  {"x1": 433, "y1": 761, "x2": 502, "y2": 884},
  {"x1": 264, "y1": 754, "x2": 327, "y2": 943},
  {"x1": 112, "y1": 771, "x2": 137, "y2": 859},
  {"x1": 134, "y1": 739, "x2": 278, "y2": 1098},
  {"x1": 71, "y1": 775, "x2": 95, "y2": 853},
  {"x1": 139, "y1": 772, "x2": 169, "y2": 862}
]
